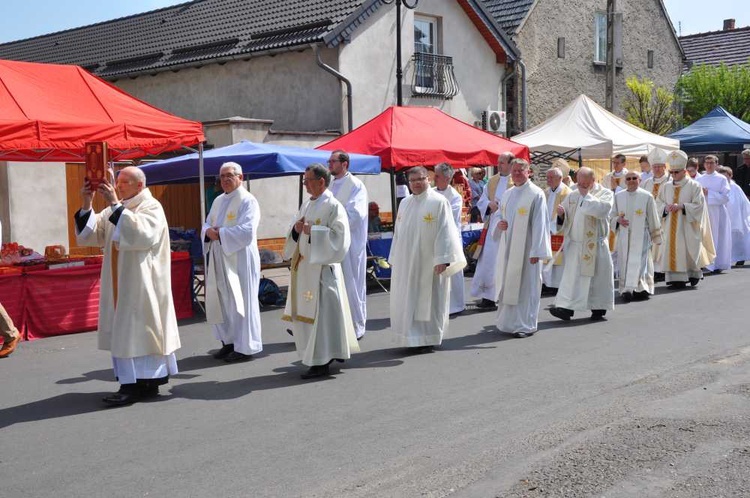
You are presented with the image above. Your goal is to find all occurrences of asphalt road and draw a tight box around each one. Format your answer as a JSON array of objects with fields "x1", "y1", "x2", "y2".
[{"x1": 2, "y1": 267, "x2": 749, "y2": 498}]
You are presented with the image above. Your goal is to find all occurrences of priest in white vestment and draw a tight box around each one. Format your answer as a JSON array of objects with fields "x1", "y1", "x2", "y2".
[
  {"x1": 75, "y1": 167, "x2": 180, "y2": 406},
  {"x1": 641, "y1": 148, "x2": 671, "y2": 281},
  {"x1": 494, "y1": 159, "x2": 551, "y2": 337},
  {"x1": 550, "y1": 168, "x2": 615, "y2": 321},
  {"x1": 434, "y1": 162, "x2": 466, "y2": 315},
  {"x1": 470, "y1": 152, "x2": 514, "y2": 309},
  {"x1": 719, "y1": 167, "x2": 750, "y2": 265},
  {"x1": 696, "y1": 155, "x2": 732, "y2": 272},
  {"x1": 611, "y1": 172, "x2": 662, "y2": 301},
  {"x1": 327, "y1": 150, "x2": 368, "y2": 339},
  {"x1": 389, "y1": 166, "x2": 467, "y2": 352},
  {"x1": 202, "y1": 162, "x2": 262, "y2": 363},
  {"x1": 639, "y1": 155, "x2": 653, "y2": 182},
  {"x1": 542, "y1": 164, "x2": 572, "y2": 293},
  {"x1": 282, "y1": 164, "x2": 359, "y2": 379},
  {"x1": 655, "y1": 151, "x2": 715, "y2": 288}
]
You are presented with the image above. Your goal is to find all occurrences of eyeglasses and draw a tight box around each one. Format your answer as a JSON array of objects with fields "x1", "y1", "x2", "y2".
[
  {"x1": 669, "y1": 170, "x2": 683, "y2": 174},
  {"x1": 408, "y1": 177, "x2": 428, "y2": 183},
  {"x1": 625, "y1": 177, "x2": 639, "y2": 181},
  {"x1": 219, "y1": 173, "x2": 240, "y2": 179},
  {"x1": 302, "y1": 177, "x2": 323, "y2": 185}
]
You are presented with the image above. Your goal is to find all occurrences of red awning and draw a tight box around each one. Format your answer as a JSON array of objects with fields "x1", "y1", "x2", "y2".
[
  {"x1": 318, "y1": 106, "x2": 529, "y2": 171},
  {"x1": 0, "y1": 59, "x2": 204, "y2": 161}
]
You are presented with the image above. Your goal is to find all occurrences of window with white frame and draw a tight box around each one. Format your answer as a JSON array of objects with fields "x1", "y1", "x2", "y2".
[
  {"x1": 594, "y1": 11, "x2": 607, "y2": 63},
  {"x1": 414, "y1": 15, "x2": 437, "y2": 89}
]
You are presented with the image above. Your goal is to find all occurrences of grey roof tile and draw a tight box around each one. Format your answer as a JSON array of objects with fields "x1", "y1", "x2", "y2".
[
  {"x1": 680, "y1": 26, "x2": 750, "y2": 68},
  {"x1": 478, "y1": 0, "x2": 535, "y2": 34},
  {"x1": 0, "y1": 0, "x2": 372, "y2": 77}
]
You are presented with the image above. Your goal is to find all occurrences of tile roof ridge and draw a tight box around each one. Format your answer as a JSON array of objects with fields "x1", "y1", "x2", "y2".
[{"x1": 679, "y1": 25, "x2": 750, "y2": 39}]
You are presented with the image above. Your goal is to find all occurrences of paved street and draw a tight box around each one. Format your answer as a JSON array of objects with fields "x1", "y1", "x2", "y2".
[{"x1": 2, "y1": 267, "x2": 750, "y2": 498}]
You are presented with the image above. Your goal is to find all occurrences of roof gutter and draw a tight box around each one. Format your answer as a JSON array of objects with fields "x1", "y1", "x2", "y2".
[
  {"x1": 518, "y1": 58, "x2": 528, "y2": 131},
  {"x1": 312, "y1": 44, "x2": 353, "y2": 133}
]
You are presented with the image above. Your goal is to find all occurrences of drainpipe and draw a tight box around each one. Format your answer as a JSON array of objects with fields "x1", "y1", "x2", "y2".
[
  {"x1": 501, "y1": 66, "x2": 516, "y2": 125},
  {"x1": 313, "y1": 44, "x2": 353, "y2": 132},
  {"x1": 518, "y1": 58, "x2": 528, "y2": 131}
]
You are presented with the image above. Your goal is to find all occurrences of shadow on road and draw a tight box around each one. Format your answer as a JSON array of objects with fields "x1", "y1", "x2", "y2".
[
  {"x1": 365, "y1": 317, "x2": 390, "y2": 331},
  {"x1": 0, "y1": 392, "x2": 111, "y2": 429}
]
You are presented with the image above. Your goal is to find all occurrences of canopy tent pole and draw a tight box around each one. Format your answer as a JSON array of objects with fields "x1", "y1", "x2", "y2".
[
  {"x1": 390, "y1": 168, "x2": 397, "y2": 219},
  {"x1": 298, "y1": 174, "x2": 304, "y2": 208},
  {"x1": 198, "y1": 142, "x2": 206, "y2": 225}
]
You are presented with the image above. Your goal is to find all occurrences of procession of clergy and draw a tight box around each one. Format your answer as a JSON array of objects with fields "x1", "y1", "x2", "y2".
[{"x1": 73, "y1": 145, "x2": 750, "y2": 406}]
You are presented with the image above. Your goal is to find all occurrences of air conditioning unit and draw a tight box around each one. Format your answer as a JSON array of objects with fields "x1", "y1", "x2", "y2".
[{"x1": 481, "y1": 110, "x2": 506, "y2": 133}]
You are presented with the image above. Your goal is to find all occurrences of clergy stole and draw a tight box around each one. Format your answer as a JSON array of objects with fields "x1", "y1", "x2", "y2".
[
  {"x1": 548, "y1": 185, "x2": 570, "y2": 265},
  {"x1": 205, "y1": 193, "x2": 245, "y2": 324},
  {"x1": 495, "y1": 186, "x2": 537, "y2": 305},
  {"x1": 614, "y1": 192, "x2": 653, "y2": 287},
  {"x1": 283, "y1": 196, "x2": 343, "y2": 325},
  {"x1": 606, "y1": 174, "x2": 624, "y2": 252},
  {"x1": 473, "y1": 174, "x2": 504, "y2": 259},
  {"x1": 567, "y1": 190, "x2": 606, "y2": 277}
]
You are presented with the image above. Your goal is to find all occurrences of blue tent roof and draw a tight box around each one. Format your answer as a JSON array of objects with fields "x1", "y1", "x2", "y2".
[
  {"x1": 139, "y1": 140, "x2": 381, "y2": 184},
  {"x1": 668, "y1": 106, "x2": 750, "y2": 153}
]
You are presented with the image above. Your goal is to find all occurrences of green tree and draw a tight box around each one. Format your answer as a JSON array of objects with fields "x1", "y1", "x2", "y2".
[
  {"x1": 622, "y1": 76, "x2": 678, "y2": 135},
  {"x1": 676, "y1": 62, "x2": 750, "y2": 123}
]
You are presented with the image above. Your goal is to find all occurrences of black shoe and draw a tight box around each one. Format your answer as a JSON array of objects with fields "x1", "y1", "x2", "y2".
[
  {"x1": 409, "y1": 345, "x2": 435, "y2": 354},
  {"x1": 301, "y1": 364, "x2": 330, "y2": 379},
  {"x1": 667, "y1": 281, "x2": 687, "y2": 289},
  {"x1": 139, "y1": 385, "x2": 160, "y2": 399},
  {"x1": 735, "y1": 261, "x2": 745, "y2": 267},
  {"x1": 102, "y1": 384, "x2": 141, "y2": 407},
  {"x1": 476, "y1": 299, "x2": 497, "y2": 310},
  {"x1": 632, "y1": 291, "x2": 650, "y2": 301},
  {"x1": 689, "y1": 277, "x2": 700, "y2": 287},
  {"x1": 213, "y1": 343, "x2": 234, "y2": 359},
  {"x1": 541, "y1": 284, "x2": 558, "y2": 296},
  {"x1": 621, "y1": 291, "x2": 633, "y2": 303},
  {"x1": 224, "y1": 351, "x2": 253, "y2": 363},
  {"x1": 654, "y1": 272, "x2": 665, "y2": 283},
  {"x1": 449, "y1": 310, "x2": 464, "y2": 318},
  {"x1": 514, "y1": 331, "x2": 530, "y2": 338},
  {"x1": 286, "y1": 329, "x2": 294, "y2": 337},
  {"x1": 590, "y1": 310, "x2": 606, "y2": 321},
  {"x1": 549, "y1": 307, "x2": 573, "y2": 321}
]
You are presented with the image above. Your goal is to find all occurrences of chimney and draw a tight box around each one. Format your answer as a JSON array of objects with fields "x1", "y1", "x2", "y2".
[{"x1": 723, "y1": 19, "x2": 736, "y2": 31}]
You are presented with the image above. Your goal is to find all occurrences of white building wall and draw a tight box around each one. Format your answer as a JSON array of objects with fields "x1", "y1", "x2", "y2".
[{"x1": 2, "y1": 162, "x2": 69, "y2": 252}]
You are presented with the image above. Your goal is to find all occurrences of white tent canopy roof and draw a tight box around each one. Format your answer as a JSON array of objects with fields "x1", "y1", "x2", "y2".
[{"x1": 512, "y1": 94, "x2": 680, "y2": 159}]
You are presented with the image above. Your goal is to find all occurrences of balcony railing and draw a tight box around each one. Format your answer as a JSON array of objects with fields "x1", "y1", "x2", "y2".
[{"x1": 411, "y1": 52, "x2": 459, "y2": 99}]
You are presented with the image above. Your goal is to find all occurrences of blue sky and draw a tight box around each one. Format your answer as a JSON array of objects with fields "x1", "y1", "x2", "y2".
[{"x1": 0, "y1": 0, "x2": 746, "y2": 44}]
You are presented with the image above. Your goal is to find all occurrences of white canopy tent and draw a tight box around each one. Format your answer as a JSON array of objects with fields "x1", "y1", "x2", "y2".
[{"x1": 512, "y1": 94, "x2": 680, "y2": 159}]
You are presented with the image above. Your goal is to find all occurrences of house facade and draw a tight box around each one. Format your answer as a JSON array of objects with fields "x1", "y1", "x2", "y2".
[{"x1": 484, "y1": 0, "x2": 684, "y2": 131}]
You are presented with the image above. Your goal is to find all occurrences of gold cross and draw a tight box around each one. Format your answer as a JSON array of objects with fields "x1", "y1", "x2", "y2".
[
  {"x1": 303, "y1": 291, "x2": 313, "y2": 302},
  {"x1": 423, "y1": 213, "x2": 435, "y2": 223}
]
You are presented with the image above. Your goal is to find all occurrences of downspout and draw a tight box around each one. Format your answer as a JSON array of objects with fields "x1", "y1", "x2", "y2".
[
  {"x1": 518, "y1": 58, "x2": 528, "y2": 131},
  {"x1": 501, "y1": 66, "x2": 516, "y2": 123},
  {"x1": 313, "y1": 44, "x2": 353, "y2": 133}
]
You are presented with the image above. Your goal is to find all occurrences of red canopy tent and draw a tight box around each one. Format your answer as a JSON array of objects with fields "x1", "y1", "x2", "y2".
[
  {"x1": 317, "y1": 106, "x2": 529, "y2": 170},
  {"x1": 0, "y1": 59, "x2": 205, "y2": 161}
]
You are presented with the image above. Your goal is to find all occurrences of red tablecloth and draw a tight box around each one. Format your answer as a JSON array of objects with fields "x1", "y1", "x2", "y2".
[{"x1": 0, "y1": 253, "x2": 194, "y2": 341}]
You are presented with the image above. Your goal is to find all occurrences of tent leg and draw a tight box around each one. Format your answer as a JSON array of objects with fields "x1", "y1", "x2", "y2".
[
  {"x1": 298, "y1": 174, "x2": 304, "y2": 208},
  {"x1": 390, "y1": 169, "x2": 397, "y2": 221},
  {"x1": 198, "y1": 143, "x2": 206, "y2": 225}
]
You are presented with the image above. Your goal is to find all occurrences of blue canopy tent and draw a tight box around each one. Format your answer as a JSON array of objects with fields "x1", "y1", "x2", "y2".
[
  {"x1": 139, "y1": 140, "x2": 381, "y2": 184},
  {"x1": 669, "y1": 106, "x2": 750, "y2": 153}
]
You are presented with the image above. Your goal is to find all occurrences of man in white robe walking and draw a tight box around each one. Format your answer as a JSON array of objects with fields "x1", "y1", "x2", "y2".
[
  {"x1": 655, "y1": 151, "x2": 715, "y2": 288},
  {"x1": 611, "y1": 172, "x2": 662, "y2": 301},
  {"x1": 641, "y1": 148, "x2": 671, "y2": 282},
  {"x1": 282, "y1": 164, "x2": 359, "y2": 379},
  {"x1": 328, "y1": 150, "x2": 368, "y2": 340},
  {"x1": 719, "y1": 166, "x2": 750, "y2": 266},
  {"x1": 76, "y1": 167, "x2": 180, "y2": 406},
  {"x1": 202, "y1": 162, "x2": 262, "y2": 363},
  {"x1": 494, "y1": 159, "x2": 551, "y2": 337},
  {"x1": 696, "y1": 155, "x2": 732, "y2": 272},
  {"x1": 542, "y1": 164, "x2": 572, "y2": 294},
  {"x1": 471, "y1": 152, "x2": 513, "y2": 309},
  {"x1": 389, "y1": 166, "x2": 466, "y2": 352},
  {"x1": 434, "y1": 162, "x2": 466, "y2": 316},
  {"x1": 549, "y1": 168, "x2": 615, "y2": 321}
]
